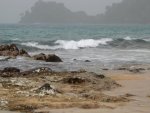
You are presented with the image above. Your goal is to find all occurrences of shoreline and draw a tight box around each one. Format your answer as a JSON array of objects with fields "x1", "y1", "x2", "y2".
[{"x1": 0, "y1": 44, "x2": 150, "y2": 113}]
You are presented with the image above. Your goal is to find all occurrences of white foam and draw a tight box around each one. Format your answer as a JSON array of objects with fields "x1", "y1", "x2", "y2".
[
  {"x1": 124, "y1": 36, "x2": 132, "y2": 40},
  {"x1": 55, "y1": 38, "x2": 113, "y2": 50},
  {"x1": 21, "y1": 42, "x2": 52, "y2": 50},
  {"x1": 21, "y1": 38, "x2": 113, "y2": 50}
]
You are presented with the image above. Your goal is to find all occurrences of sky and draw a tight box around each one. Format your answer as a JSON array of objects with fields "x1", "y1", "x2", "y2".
[{"x1": 0, "y1": 0, "x2": 122, "y2": 23}]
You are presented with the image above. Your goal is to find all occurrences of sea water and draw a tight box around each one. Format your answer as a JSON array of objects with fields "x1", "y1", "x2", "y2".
[{"x1": 0, "y1": 24, "x2": 150, "y2": 71}]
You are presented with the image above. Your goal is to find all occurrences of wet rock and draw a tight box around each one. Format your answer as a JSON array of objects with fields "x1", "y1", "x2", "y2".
[
  {"x1": 85, "y1": 60, "x2": 91, "y2": 62},
  {"x1": 2, "y1": 67, "x2": 20, "y2": 73},
  {"x1": 32, "y1": 53, "x2": 46, "y2": 61},
  {"x1": 33, "y1": 53, "x2": 62, "y2": 62},
  {"x1": 46, "y1": 54, "x2": 62, "y2": 62},
  {"x1": 73, "y1": 59, "x2": 77, "y2": 61},
  {"x1": 0, "y1": 44, "x2": 30, "y2": 57},
  {"x1": 19, "y1": 49, "x2": 30, "y2": 57},
  {"x1": 128, "y1": 66, "x2": 145, "y2": 73}
]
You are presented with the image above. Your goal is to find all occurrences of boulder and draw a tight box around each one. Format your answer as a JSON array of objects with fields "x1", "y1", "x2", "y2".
[
  {"x1": 33, "y1": 53, "x2": 62, "y2": 62},
  {"x1": 36, "y1": 83, "x2": 59, "y2": 95},
  {"x1": 0, "y1": 44, "x2": 30, "y2": 57},
  {"x1": 46, "y1": 54, "x2": 62, "y2": 62},
  {"x1": 32, "y1": 53, "x2": 47, "y2": 61},
  {"x1": 19, "y1": 49, "x2": 30, "y2": 57},
  {"x1": 85, "y1": 60, "x2": 91, "y2": 62}
]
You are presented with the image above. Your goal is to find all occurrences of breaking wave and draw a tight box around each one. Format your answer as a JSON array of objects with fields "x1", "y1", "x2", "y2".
[
  {"x1": 20, "y1": 37, "x2": 150, "y2": 50},
  {"x1": 21, "y1": 42, "x2": 52, "y2": 50},
  {"x1": 21, "y1": 38, "x2": 113, "y2": 50},
  {"x1": 55, "y1": 38, "x2": 113, "y2": 49}
]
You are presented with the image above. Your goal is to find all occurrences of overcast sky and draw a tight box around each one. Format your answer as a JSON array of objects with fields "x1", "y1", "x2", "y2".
[{"x1": 0, "y1": 0, "x2": 122, "y2": 23}]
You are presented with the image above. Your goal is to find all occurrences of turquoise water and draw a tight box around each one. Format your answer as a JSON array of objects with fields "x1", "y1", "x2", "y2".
[
  {"x1": 0, "y1": 24, "x2": 150, "y2": 49},
  {"x1": 0, "y1": 24, "x2": 150, "y2": 71}
]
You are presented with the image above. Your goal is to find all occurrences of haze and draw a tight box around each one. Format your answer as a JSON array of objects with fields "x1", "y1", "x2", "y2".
[{"x1": 0, "y1": 0, "x2": 121, "y2": 23}]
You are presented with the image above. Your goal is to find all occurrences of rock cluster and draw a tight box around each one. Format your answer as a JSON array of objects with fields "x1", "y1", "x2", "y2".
[
  {"x1": 32, "y1": 53, "x2": 62, "y2": 62},
  {"x1": 0, "y1": 44, "x2": 62, "y2": 62},
  {"x1": 0, "y1": 44, "x2": 30, "y2": 58}
]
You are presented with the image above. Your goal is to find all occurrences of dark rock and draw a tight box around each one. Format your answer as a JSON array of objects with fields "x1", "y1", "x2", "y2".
[
  {"x1": 33, "y1": 53, "x2": 62, "y2": 62},
  {"x1": 117, "y1": 67, "x2": 127, "y2": 70},
  {"x1": 46, "y1": 54, "x2": 62, "y2": 62},
  {"x1": 38, "y1": 83, "x2": 53, "y2": 91},
  {"x1": 73, "y1": 59, "x2": 77, "y2": 61},
  {"x1": 9, "y1": 44, "x2": 19, "y2": 51},
  {"x1": 102, "y1": 68, "x2": 109, "y2": 71},
  {"x1": 0, "y1": 45, "x2": 9, "y2": 51},
  {"x1": 2, "y1": 67, "x2": 20, "y2": 73},
  {"x1": 0, "y1": 44, "x2": 30, "y2": 57},
  {"x1": 85, "y1": 60, "x2": 91, "y2": 62},
  {"x1": 95, "y1": 74, "x2": 105, "y2": 79},
  {"x1": 32, "y1": 53, "x2": 47, "y2": 61},
  {"x1": 19, "y1": 49, "x2": 30, "y2": 57},
  {"x1": 63, "y1": 77, "x2": 86, "y2": 84},
  {"x1": 36, "y1": 83, "x2": 60, "y2": 95}
]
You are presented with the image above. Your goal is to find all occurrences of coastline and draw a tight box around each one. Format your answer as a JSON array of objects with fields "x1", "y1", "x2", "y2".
[{"x1": 0, "y1": 44, "x2": 150, "y2": 113}]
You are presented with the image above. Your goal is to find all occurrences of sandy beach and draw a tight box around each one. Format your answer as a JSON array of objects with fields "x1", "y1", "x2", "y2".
[
  {"x1": 34, "y1": 70, "x2": 150, "y2": 113},
  {"x1": 0, "y1": 68, "x2": 150, "y2": 113}
]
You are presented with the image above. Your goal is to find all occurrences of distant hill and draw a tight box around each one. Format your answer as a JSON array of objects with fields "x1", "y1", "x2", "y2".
[
  {"x1": 100, "y1": 0, "x2": 150, "y2": 24},
  {"x1": 20, "y1": 0, "x2": 150, "y2": 24},
  {"x1": 20, "y1": 0, "x2": 98, "y2": 24}
]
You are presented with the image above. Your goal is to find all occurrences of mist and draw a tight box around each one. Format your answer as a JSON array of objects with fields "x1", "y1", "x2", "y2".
[
  {"x1": 0, "y1": 0, "x2": 121, "y2": 23},
  {"x1": 100, "y1": 0, "x2": 150, "y2": 24}
]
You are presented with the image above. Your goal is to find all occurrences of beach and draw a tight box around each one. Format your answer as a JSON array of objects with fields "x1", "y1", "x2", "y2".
[
  {"x1": 0, "y1": 67, "x2": 150, "y2": 113},
  {"x1": 0, "y1": 24, "x2": 150, "y2": 113},
  {"x1": 34, "y1": 70, "x2": 150, "y2": 113}
]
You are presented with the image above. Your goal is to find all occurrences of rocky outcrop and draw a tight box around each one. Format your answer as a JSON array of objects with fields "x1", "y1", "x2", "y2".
[
  {"x1": 0, "y1": 44, "x2": 63, "y2": 62},
  {"x1": 0, "y1": 67, "x2": 21, "y2": 77},
  {"x1": 0, "y1": 44, "x2": 30, "y2": 58},
  {"x1": 35, "y1": 83, "x2": 60, "y2": 95},
  {"x1": 2, "y1": 67, "x2": 20, "y2": 73},
  {"x1": 32, "y1": 53, "x2": 62, "y2": 62}
]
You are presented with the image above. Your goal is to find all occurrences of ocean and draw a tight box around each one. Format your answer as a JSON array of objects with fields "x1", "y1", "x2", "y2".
[{"x1": 0, "y1": 24, "x2": 150, "y2": 72}]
